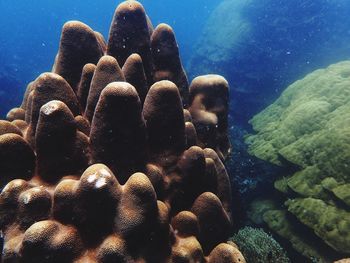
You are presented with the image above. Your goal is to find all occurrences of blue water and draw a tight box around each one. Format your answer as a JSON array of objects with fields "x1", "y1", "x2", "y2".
[
  {"x1": 0, "y1": 0, "x2": 221, "y2": 117},
  {"x1": 232, "y1": 0, "x2": 350, "y2": 125},
  {"x1": 183, "y1": 0, "x2": 350, "y2": 126}
]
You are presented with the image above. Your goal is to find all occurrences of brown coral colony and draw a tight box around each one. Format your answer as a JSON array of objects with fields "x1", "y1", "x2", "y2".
[{"x1": 0, "y1": 1, "x2": 244, "y2": 262}]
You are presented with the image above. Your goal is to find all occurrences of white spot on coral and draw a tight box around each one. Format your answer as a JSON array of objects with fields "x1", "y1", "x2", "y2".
[
  {"x1": 95, "y1": 178, "x2": 107, "y2": 188},
  {"x1": 100, "y1": 168, "x2": 111, "y2": 178},
  {"x1": 23, "y1": 194, "x2": 31, "y2": 204},
  {"x1": 33, "y1": 188, "x2": 42, "y2": 193},
  {"x1": 42, "y1": 102, "x2": 59, "y2": 115},
  {"x1": 87, "y1": 173, "x2": 97, "y2": 183}
]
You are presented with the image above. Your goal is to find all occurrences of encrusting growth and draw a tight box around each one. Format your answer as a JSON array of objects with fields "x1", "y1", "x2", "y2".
[{"x1": 0, "y1": 1, "x2": 243, "y2": 262}]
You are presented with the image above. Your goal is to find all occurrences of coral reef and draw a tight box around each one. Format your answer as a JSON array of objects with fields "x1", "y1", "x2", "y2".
[
  {"x1": 229, "y1": 227, "x2": 290, "y2": 263},
  {"x1": 0, "y1": 1, "x2": 244, "y2": 262},
  {"x1": 246, "y1": 61, "x2": 350, "y2": 262}
]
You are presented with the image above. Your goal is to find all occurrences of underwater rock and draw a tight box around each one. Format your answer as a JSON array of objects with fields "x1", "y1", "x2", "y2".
[
  {"x1": 246, "y1": 61, "x2": 350, "y2": 261},
  {"x1": 0, "y1": 1, "x2": 241, "y2": 262}
]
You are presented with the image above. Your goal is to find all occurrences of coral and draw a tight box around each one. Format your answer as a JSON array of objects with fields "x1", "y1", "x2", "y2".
[
  {"x1": 246, "y1": 61, "x2": 350, "y2": 261},
  {"x1": 0, "y1": 1, "x2": 242, "y2": 262},
  {"x1": 286, "y1": 198, "x2": 350, "y2": 253},
  {"x1": 247, "y1": 199, "x2": 279, "y2": 225},
  {"x1": 151, "y1": 23, "x2": 189, "y2": 106},
  {"x1": 262, "y1": 209, "x2": 339, "y2": 262},
  {"x1": 229, "y1": 227, "x2": 290, "y2": 263},
  {"x1": 188, "y1": 75, "x2": 230, "y2": 160}
]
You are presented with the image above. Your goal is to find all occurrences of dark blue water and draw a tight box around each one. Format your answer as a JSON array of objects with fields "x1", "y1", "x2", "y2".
[
  {"x1": 0, "y1": 0, "x2": 221, "y2": 117},
  {"x1": 183, "y1": 0, "x2": 350, "y2": 126}
]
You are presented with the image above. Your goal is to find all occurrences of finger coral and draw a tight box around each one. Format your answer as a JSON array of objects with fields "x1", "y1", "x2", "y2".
[{"x1": 0, "y1": 1, "x2": 242, "y2": 262}]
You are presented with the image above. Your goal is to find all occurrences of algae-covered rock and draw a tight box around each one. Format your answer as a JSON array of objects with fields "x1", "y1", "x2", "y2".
[{"x1": 246, "y1": 61, "x2": 350, "y2": 259}]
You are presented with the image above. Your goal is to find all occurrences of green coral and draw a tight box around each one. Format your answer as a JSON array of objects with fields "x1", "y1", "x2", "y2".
[
  {"x1": 321, "y1": 178, "x2": 350, "y2": 206},
  {"x1": 247, "y1": 61, "x2": 350, "y2": 170},
  {"x1": 246, "y1": 61, "x2": 350, "y2": 258},
  {"x1": 332, "y1": 184, "x2": 350, "y2": 206},
  {"x1": 247, "y1": 199, "x2": 280, "y2": 225},
  {"x1": 274, "y1": 177, "x2": 290, "y2": 194},
  {"x1": 230, "y1": 227, "x2": 290, "y2": 263},
  {"x1": 262, "y1": 210, "x2": 337, "y2": 263},
  {"x1": 286, "y1": 198, "x2": 350, "y2": 254}
]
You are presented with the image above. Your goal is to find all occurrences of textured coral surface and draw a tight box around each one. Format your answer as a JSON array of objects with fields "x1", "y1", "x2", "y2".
[
  {"x1": 246, "y1": 61, "x2": 350, "y2": 262},
  {"x1": 0, "y1": 1, "x2": 244, "y2": 262},
  {"x1": 230, "y1": 227, "x2": 290, "y2": 263}
]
